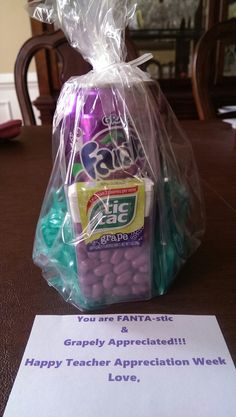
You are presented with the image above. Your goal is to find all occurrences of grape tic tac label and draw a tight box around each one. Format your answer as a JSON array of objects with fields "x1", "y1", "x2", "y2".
[{"x1": 76, "y1": 179, "x2": 145, "y2": 251}]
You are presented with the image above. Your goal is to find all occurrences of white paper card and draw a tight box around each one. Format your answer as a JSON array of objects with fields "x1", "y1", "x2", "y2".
[{"x1": 3, "y1": 314, "x2": 236, "y2": 417}]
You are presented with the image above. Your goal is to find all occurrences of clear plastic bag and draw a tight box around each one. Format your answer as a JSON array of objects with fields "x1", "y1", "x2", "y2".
[{"x1": 29, "y1": 0, "x2": 205, "y2": 311}]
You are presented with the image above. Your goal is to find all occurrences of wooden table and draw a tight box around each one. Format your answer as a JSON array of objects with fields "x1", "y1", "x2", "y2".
[{"x1": 0, "y1": 121, "x2": 236, "y2": 415}]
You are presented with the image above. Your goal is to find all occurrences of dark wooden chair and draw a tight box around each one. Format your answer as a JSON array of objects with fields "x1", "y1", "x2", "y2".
[
  {"x1": 14, "y1": 30, "x2": 138, "y2": 125},
  {"x1": 192, "y1": 18, "x2": 236, "y2": 121},
  {"x1": 142, "y1": 58, "x2": 163, "y2": 79}
]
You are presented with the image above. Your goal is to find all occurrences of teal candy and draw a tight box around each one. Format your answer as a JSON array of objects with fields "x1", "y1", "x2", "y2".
[
  {"x1": 34, "y1": 188, "x2": 102, "y2": 310},
  {"x1": 34, "y1": 188, "x2": 79, "y2": 300},
  {"x1": 153, "y1": 178, "x2": 191, "y2": 295},
  {"x1": 41, "y1": 189, "x2": 68, "y2": 248}
]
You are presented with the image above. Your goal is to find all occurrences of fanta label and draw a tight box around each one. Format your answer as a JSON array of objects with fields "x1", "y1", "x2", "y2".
[{"x1": 72, "y1": 115, "x2": 145, "y2": 181}]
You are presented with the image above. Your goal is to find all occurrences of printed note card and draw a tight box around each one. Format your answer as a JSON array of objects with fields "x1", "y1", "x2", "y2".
[{"x1": 3, "y1": 314, "x2": 236, "y2": 417}]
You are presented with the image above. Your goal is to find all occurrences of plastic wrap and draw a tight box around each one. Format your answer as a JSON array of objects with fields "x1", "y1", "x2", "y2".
[{"x1": 29, "y1": 0, "x2": 205, "y2": 311}]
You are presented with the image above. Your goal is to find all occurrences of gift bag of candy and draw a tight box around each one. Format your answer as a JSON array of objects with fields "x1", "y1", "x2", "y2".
[{"x1": 29, "y1": 0, "x2": 205, "y2": 311}]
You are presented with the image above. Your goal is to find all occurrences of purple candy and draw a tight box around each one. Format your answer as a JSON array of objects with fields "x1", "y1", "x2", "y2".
[
  {"x1": 133, "y1": 273, "x2": 148, "y2": 284},
  {"x1": 132, "y1": 284, "x2": 148, "y2": 295},
  {"x1": 80, "y1": 272, "x2": 99, "y2": 285},
  {"x1": 132, "y1": 253, "x2": 148, "y2": 269},
  {"x1": 111, "y1": 249, "x2": 124, "y2": 265},
  {"x1": 92, "y1": 283, "x2": 104, "y2": 299},
  {"x1": 112, "y1": 286, "x2": 130, "y2": 297},
  {"x1": 79, "y1": 257, "x2": 100, "y2": 274},
  {"x1": 103, "y1": 272, "x2": 116, "y2": 289},
  {"x1": 139, "y1": 264, "x2": 149, "y2": 273},
  {"x1": 116, "y1": 270, "x2": 132, "y2": 286},
  {"x1": 124, "y1": 246, "x2": 143, "y2": 261},
  {"x1": 79, "y1": 260, "x2": 90, "y2": 274},
  {"x1": 87, "y1": 251, "x2": 99, "y2": 259},
  {"x1": 114, "y1": 260, "x2": 130, "y2": 276},
  {"x1": 77, "y1": 245, "x2": 88, "y2": 261},
  {"x1": 100, "y1": 250, "x2": 111, "y2": 262},
  {"x1": 80, "y1": 285, "x2": 92, "y2": 297},
  {"x1": 94, "y1": 262, "x2": 113, "y2": 277}
]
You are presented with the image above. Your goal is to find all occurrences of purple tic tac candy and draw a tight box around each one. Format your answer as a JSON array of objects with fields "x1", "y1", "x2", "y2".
[{"x1": 65, "y1": 85, "x2": 154, "y2": 307}]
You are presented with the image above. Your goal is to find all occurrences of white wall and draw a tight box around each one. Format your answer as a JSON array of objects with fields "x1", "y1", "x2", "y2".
[
  {"x1": 0, "y1": 73, "x2": 40, "y2": 124},
  {"x1": 0, "y1": 1, "x2": 40, "y2": 124}
]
